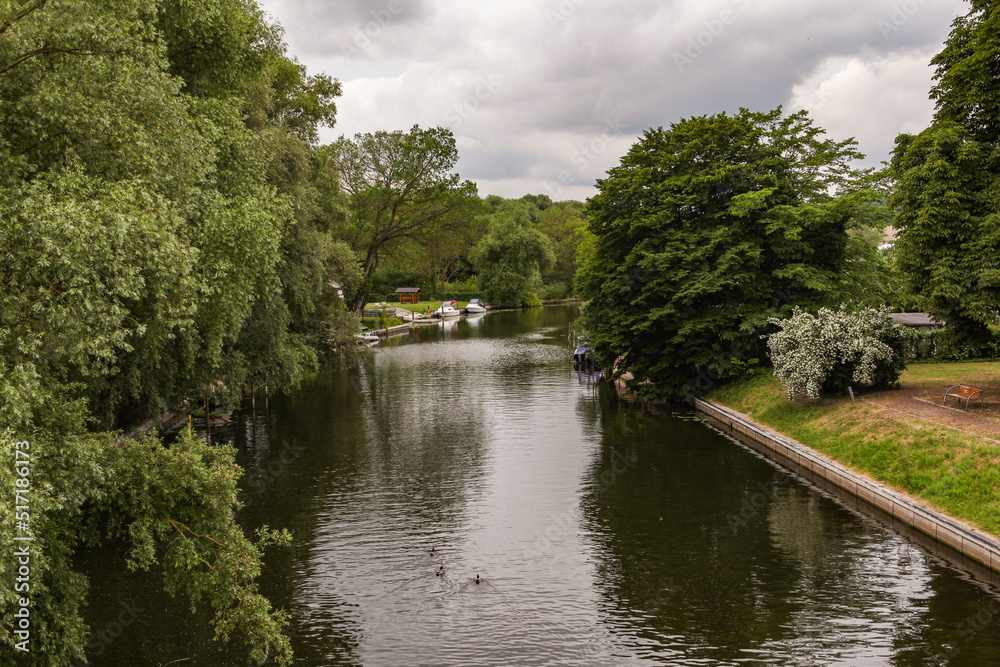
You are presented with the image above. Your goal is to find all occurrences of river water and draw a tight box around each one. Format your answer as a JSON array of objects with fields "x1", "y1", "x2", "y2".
[{"x1": 81, "y1": 306, "x2": 1000, "y2": 666}]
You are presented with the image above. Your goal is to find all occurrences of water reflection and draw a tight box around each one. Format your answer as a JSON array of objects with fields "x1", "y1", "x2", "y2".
[{"x1": 79, "y1": 306, "x2": 1000, "y2": 666}]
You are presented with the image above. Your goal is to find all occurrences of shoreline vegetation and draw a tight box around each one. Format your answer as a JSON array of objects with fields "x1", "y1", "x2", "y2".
[
  {"x1": 363, "y1": 298, "x2": 581, "y2": 313},
  {"x1": 706, "y1": 363, "x2": 1000, "y2": 541}
]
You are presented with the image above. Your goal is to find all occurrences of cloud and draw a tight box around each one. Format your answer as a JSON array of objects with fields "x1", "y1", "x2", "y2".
[
  {"x1": 264, "y1": 0, "x2": 437, "y2": 59},
  {"x1": 788, "y1": 49, "x2": 943, "y2": 168},
  {"x1": 260, "y1": 0, "x2": 969, "y2": 199}
]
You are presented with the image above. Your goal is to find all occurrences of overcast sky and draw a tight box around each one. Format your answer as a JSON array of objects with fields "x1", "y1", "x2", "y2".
[{"x1": 258, "y1": 0, "x2": 969, "y2": 201}]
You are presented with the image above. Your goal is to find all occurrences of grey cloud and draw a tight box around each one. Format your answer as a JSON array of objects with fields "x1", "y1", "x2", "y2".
[
  {"x1": 265, "y1": 0, "x2": 440, "y2": 59},
  {"x1": 262, "y1": 0, "x2": 968, "y2": 197}
]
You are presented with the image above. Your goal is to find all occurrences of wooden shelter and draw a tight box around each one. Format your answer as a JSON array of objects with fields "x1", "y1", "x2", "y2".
[{"x1": 395, "y1": 287, "x2": 422, "y2": 304}]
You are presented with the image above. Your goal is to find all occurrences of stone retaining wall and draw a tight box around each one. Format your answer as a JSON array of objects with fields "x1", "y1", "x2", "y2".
[{"x1": 695, "y1": 398, "x2": 1000, "y2": 580}]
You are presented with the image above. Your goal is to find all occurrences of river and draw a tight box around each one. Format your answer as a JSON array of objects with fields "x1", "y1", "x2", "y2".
[{"x1": 81, "y1": 306, "x2": 1000, "y2": 665}]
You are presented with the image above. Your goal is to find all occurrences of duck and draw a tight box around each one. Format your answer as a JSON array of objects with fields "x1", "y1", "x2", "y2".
[
  {"x1": 429, "y1": 547, "x2": 436, "y2": 555},
  {"x1": 474, "y1": 575, "x2": 481, "y2": 585},
  {"x1": 436, "y1": 566, "x2": 444, "y2": 576}
]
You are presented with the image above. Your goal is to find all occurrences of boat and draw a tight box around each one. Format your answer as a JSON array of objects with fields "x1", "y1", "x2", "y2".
[
  {"x1": 433, "y1": 300, "x2": 461, "y2": 318},
  {"x1": 465, "y1": 298, "x2": 487, "y2": 314},
  {"x1": 355, "y1": 331, "x2": 379, "y2": 343},
  {"x1": 572, "y1": 338, "x2": 600, "y2": 371}
]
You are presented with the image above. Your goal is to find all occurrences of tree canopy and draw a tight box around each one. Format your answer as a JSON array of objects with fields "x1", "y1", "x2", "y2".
[
  {"x1": 579, "y1": 107, "x2": 887, "y2": 400},
  {"x1": 889, "y1": 0, "x2": 1000, "y2": 355},
  {"x1": 473, "y1": 202, "x2": 555, "y2": 307},
  {"x1": 0, "y1": 0, "x2": 359, "y2": 663},
  {"x1": 326, "y1": 125, "x2": 481, "y2": 311}
]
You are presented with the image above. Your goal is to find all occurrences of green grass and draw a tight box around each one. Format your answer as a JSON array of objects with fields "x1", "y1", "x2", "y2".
[
  {"x1": 707, "y1": 364, "x2": 1000, "y2": 538},
  {"x1": 365, "y1": 301, "x2": 469, "y2": 314},
  {"x1": 898, "y1": 361, "x2": 999, "y2": 387}
]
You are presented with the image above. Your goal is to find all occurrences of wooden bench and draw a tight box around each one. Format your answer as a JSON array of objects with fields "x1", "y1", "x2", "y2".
[{"x1": 943, "y1": 384, "x2": 984, "y2": 410}]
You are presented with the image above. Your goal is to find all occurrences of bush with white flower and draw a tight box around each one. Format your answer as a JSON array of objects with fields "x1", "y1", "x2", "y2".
[{"x1": 767, "y1": 305, "x2": 913, "y2": 400}]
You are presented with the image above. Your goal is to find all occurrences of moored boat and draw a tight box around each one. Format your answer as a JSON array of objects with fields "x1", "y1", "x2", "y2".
[
  {"x1": 433, "y1": 300, "x2": 461, "y2": 318},
  {"x1": 465, "y1": 298, "x2": 486, "y2": 314}
]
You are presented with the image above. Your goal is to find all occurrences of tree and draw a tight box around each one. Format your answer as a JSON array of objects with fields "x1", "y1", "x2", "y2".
[
  {"x1": 326, "y1": 125, "x2": 481, "y2": 311},
  {"x1": 889, "y1": 1, "x2": 1000, "y2": 354},
  {"x1": 473, "y1": 202, "x2": 555, "y2": 307},
  {"x1": 768, "y1": 305, "x2": 912, "y2": 400},
  {"x1": 579, "y1": 107, "x2": 885, "y2": 400},
  {"x1": 536, "y1": 200, "x2": 588, "y2": 297},
  {"x1": 0, "y1": 0, "x2": 358, "y2": 662}
]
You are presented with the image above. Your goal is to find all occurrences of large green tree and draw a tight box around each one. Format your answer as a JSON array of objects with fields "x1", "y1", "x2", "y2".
[
  {"x1": 473, "y1": 202, "x2": 555, "y2": 307},
  {"x1": 579, "y1": 108, "x2": 886, "y2": 400},
  {"x1": 536, "y1": 200, "x2": 588, "y2": 297},
  {"x1": 0, "y1": 0, "x2": 356, "y2": 663},
  {"x1": 889, "y1": 0, "x2": 1000, "y2": 354},
  {"x1": 326, "y1": 125, "x2": 481, "y2": 311}
]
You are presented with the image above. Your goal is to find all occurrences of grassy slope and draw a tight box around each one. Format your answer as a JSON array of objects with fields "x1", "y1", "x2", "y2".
[{"x1": 706, "y1": 364, "x2": 1000, "y2": 538}]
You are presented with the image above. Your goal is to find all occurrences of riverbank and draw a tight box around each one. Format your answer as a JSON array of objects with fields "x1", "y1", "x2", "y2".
[
  {"x1": 361, "y1": 299, "x2": 582, "y2": 332},
  {"x1": 364, "y1": 298, "x2": 580, "y2": 313},
  {"x1": 705, "y1": 365, "x2": 1000, "y2": 541}
]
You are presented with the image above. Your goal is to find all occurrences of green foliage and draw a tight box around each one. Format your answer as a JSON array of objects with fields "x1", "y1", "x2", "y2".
[
  {"x1": 905, "y1": 329, "x2": 943, "y2": 361},
  {"x1": 890, "y1": 1, "x2": 1000, "y2": 353},
  {"x1": 442, "y1": 276, "x2": 478, "y2": 294},
  {"x1": 96, "y1": 425, "x2": 292, "y2": 664},
  {"x1": 473, "y1": 203, "x2": 555, "y2": 308},
  {"x1": 889, "y1": 121, "x2": 1000, "y2": 352},
  {"x1": 0, "y1": 419, "x2": 293, "y2": 665},
  {"x1": 327, "y1": 125, "x2": 481, "y2": 311},
  {"x1": 536, "y1": 201, "x2": 589, "y2": 294},
  {"x1": 521, "y1": 292, "x2": 543, "y2": 308},
  {"x1": 929, "y1": 0, "x2": 1000, "y2": 144},
  {"x1": 538, "y1": 282, "x2": 569, "y2": 300},
  {"x1": 767, "y1": 306, "x2": 912, "y2": 400},
  {"x1": 0, "y1": 0, "x2": 362, "y2": 662},
  {"x1": 579, "y1": 107, "x2": 886, "y2": 400},
  {"x1": 266, "y1": 57, "x2": 341, "y2": 143}
]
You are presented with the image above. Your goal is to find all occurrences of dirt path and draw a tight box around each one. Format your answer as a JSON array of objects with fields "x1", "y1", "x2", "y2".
[{"x1": 864, "y1": 385, "x2": 1000, "y2": 442}]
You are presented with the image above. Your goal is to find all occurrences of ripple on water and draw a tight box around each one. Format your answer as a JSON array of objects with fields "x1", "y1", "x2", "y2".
[{"x1": 80, "y1": 307, "x2": 1000, "y2": 666}]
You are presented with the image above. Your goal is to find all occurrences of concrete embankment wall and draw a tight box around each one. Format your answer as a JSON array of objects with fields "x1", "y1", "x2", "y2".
[
  {"x1": 376, "y1": 323, "x2": 411, "y2": 337},
  {"x1": 695, "y1": 398, "x2": 1000, "y2": 581}
]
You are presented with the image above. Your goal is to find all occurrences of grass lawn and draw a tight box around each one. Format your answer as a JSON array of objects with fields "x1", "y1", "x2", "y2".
[
  {"x1": 706, "y1": 362, "x2": 1000, "y2": 539},
  {"x1": 899, "y1": 361, "x2": 999, "y2": 388},
  {"x1": 365, "y1": 301, "x2": 469, "y2": 314}
]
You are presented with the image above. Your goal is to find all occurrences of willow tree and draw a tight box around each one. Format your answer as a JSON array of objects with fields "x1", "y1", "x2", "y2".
[
  {"x1": 326, "y1": 125, "x2": 481, "y2": 311},
  {"x1": 473, "y1": 202, "x2": 555, "y2": 307},
  {"x1": 889, "y1": 0, "x2": 1000, "y2": 355},
  {"x1": 0, "y1": 0, "x2": 355, "y2": 663}
]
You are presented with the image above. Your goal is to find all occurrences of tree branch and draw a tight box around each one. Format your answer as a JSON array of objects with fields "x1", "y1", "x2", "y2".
[
  {"x1": 0, "y1": 47, "x2": 100, "y2": 76},
  {"x1": 169, "y1": 518, "x2": 227, "y2": 571},
  {"x1": 0, "y1": 0, "x2": 48, "y2": 37}
]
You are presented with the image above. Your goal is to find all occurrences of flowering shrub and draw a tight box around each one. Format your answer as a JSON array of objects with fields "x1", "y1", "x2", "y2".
[{"x1": 767, "y1": 306, "x2": 913, "y2": 400}]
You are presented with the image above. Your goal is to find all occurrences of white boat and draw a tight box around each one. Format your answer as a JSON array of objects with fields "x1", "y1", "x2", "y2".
[
  {"x1": 433, "y1": 300, "x2": 461, "y2": 318},
  {"x1": 355, "y1": 331, "x2": 379, "y2": 342},
  {"x1": 465, "y1": 298, "x2": 487, "y2": 314}
]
